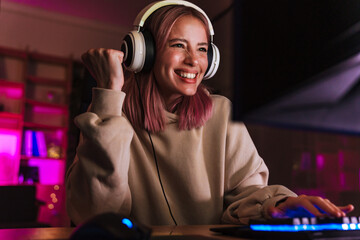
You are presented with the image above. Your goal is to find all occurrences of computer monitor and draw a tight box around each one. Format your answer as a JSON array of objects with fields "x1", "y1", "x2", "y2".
[{"x1": 232, "y1": 0, "x2": 360, "y2": 134}]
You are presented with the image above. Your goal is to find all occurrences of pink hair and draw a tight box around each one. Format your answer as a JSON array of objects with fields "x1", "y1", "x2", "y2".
[{"x1": 122, "y1": 6, "x2": 213, "y2": 133}]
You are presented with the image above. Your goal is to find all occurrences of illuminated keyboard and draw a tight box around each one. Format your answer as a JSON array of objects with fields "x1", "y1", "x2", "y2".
[
  {"x1": 249, "y1": 216, "x2": 360, "y2": 232},
  {"x1": 210, "y1": 216, "x2": 360, "y2": 239}
]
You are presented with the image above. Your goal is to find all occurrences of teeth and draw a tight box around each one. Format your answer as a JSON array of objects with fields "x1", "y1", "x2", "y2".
[{"x1": 178, "y1": 71, "x2": 196, "y2": 79}]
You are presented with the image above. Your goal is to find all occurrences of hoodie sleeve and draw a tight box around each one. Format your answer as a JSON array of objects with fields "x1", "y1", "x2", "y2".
[
  {"x1": 221, "y1": 118, "x2": 297, "y2": 225},
  {"x1": 66, "y1": 88, "x2": 134, "y2": 225}
]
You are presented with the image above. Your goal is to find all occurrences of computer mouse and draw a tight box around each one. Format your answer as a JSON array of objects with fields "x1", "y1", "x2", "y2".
[{"x1": 69, "y1": 212, "x2": 152, "y2": 240}]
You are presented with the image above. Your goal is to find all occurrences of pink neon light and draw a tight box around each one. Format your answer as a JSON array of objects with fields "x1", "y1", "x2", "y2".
[
  {"x1": 33, "y1": 106, "x2": 64, "y2": 114},
  {"x1": 55, "y1": 129, "x2": 63, "y2": 139},
  {"x1": 0, "y1": 130, "x2": 20, "y2": 157},
  {"x1": 27, "y1": 159, "x2": 65, "y2": 185},
  {"x1": 0, "y1": 129, "x2": 21, "y2": 185},
  {"x1": 316, "y1": 154, "x2": 325, "y2": 170},
  {"x1": 1, "y1": 88, "x2": 23, "y2": 98}
]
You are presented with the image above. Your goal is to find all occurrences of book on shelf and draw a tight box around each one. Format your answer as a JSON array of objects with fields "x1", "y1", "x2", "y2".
[
  {"x1": 35, "y1": 131, "x2": 47, "y2": 157},
  {"x1": 24, "y1": 130, "x2": 33, "y2": 157},
  {"x1": 23, "y1": 130, "x2": 47, "y2": 157}
]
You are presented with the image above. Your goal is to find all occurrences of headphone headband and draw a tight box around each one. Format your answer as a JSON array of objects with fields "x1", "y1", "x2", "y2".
[{"x1": 133, "y1": 0, "x2": 214, "y2": 41}]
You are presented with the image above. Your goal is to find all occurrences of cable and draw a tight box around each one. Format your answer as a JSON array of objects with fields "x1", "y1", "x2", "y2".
[
  {"x1": 134, "y1": 74, "x2": 178, "y2": 226},
  {"x1": 146, "y1": 130, "x2": 178, "y2": 226}
]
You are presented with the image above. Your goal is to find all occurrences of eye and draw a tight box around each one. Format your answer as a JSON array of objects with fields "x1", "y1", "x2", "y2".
[
  {"x1": 171, "y1": 43, "x2": 184, "y2": 48},
  {"x1": 199, "y1": 47, "x2": 208, "y2": 53}
]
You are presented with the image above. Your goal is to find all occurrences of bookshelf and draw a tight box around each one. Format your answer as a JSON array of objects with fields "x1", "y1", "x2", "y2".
[
  {"x1": 0, "y1": 46, "x2": 72, "y2": 226},
  {"x1": 21, "y1": 51, "x2": 72, "y2": 183},
  {"x1": 0, "y1": 47, "x2": 26, "y2": 185}
]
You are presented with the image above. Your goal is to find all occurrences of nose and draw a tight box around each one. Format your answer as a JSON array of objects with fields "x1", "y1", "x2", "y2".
[{"x1": 184, "y1": 49, "x2": 199, "y2": 66}]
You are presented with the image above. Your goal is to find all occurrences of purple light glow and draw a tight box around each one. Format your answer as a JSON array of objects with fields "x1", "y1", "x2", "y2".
[
  {"x1": 33, "y1": 106, "x2": 64, "y2": 114},
  {"x1": 0, "y1": 87, "x2": 23, "y2": 99},
  {"x1": 0, "y1": 129, "x2": 20, "y2": 157},
  {"x1": 27, "y1": 158, "x2": 65, "y2": 185},
  {"x1": 316, "y1": 154, "x2": 325, "y2": 170},
  {"x1": 55, "y1": 129, "x2": 63, "y2": 139},
  {"x1": 0, "y1": 129, "x2": 21, "y2": 185}
]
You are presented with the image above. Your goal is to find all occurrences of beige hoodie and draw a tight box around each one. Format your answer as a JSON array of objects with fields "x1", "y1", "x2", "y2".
[{"x1": 66, "y1": 88, "x2": 296, "y2": 226}]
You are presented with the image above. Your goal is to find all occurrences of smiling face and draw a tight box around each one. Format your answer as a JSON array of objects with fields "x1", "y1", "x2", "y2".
[{"x1": 153, "y1": 15, "x2": 209, "y2": 107}]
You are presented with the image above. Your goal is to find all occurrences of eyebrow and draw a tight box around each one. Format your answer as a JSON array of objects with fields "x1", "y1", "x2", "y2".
[{"x1": 168, "y1": 38, "x2": 208, "y2": 46}]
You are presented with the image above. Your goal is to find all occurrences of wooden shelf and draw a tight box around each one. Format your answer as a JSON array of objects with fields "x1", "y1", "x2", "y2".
[
  {"x1": 25, "y1": 99, "x2": 68, "y2": 110},
  {"x1": 0, "y1": 46, "x2": 27, "y2": 59},
  {"x1": 27, "y1": 76, "x2": 68, "y2": 87},
  {"x1": 21, "y1": 155, "x2": 65, "y2": 161},
  {"x1": 0, "y1": 111, "x2": 23, "y2": 119},
  {"x1": 0, "y1": 80, "x2": 25, "y2": 88},
  {"x1": 23, "y1": 122, "x2": 68, "y2": 130},
  {"x1": 28, "y1": 52, "x2": 72, "y2": 65}
]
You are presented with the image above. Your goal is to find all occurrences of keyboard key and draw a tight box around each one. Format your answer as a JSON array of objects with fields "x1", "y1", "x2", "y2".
[
  {"x1": 301, "y1": 217, "x2": 309, "y2": 225},
  {"x1": 293, "y1": 218, "x2": 301, "y2": 225},
  {"x1": 351, "y1": 216, "x2": 358, "y2": 223}
]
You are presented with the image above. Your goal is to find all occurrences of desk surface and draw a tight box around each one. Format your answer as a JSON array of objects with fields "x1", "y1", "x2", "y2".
[{"x1": 0, "y1": 225, "x2": 243, "y2": 240}]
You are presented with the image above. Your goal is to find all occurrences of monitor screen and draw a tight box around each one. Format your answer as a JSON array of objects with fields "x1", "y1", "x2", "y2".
[{"x1": 232, "y1": 0, "x2": 360, "y2": 134}]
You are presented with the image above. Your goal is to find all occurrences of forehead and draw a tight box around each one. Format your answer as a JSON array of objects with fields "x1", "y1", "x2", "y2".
[{"x1": 168, "y1": 15, "x2": 208, "y2": 40}]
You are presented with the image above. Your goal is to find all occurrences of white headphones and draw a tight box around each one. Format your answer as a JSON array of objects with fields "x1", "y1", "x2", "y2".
[{"x1": 121, "y1": 0, "x2": 220, "y2": 79}]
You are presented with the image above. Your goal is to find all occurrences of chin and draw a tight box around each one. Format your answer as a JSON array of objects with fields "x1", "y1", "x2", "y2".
[{"x1": 181, "y1": 89, "x2": 198, "y2": 96}]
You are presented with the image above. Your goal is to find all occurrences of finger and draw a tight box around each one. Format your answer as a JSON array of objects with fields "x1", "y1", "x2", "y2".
[
  {"x1": 295, "y1": 197, "x2": 325, "y2": 217},
  {"x1": 83, "y1": 48, "x2": 112, "y2": 87},
  {"x1": 81, "y1": 51, "x2": 93, "y2": 69},
  {"x1": 268, "y1": 206, "x2": 286, "y2": 219},
  {"x1": 81, "y1": 53, "x2": 97, "y2": 81},
  {"x1": 81, "y1": 49, "x2": 100, "y2": 72},
  {"x1": 309, "y1": 197, "x2": 344, "y2": 217},
  {"x1": 105, "y1": 49, "x2": 125, "y2": 90},
  {"x1": 323, "y1": 199, "x2": 345, "y2": 217},
  {"x1": 339, "y1": 204, "x2": 354, "y2": 213},
  {"x1": 107, "y1": 49, "x2": 124, "y2": 65}
]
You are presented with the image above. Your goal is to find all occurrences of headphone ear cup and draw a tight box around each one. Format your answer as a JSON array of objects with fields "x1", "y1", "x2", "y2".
[
  {"x1": 203, "y1": 42, "x2": 220, "y2": 80},
  {"x1": 121, "y1": 30, "x2": 155, "y2": 73},
  {"x1": 141, "y1": 30, "x2": 155, "y2": 72},
  {"x1": 121, "y1": 32, "x2": 136, "y2": 70}
]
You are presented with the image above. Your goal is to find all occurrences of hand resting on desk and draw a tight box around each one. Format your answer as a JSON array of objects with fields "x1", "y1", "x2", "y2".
[{"x1": 268, "y1": 194, "x2": 354, "y2": 219}]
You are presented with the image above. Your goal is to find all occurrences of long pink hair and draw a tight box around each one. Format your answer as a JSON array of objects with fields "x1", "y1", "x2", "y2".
[{"x1": 122, "y1": 5, "x2": 213, "y2": 133}]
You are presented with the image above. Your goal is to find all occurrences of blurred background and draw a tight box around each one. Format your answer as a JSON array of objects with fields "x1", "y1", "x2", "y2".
[{"x1": 0, "y1": 0, "x2": 360, "y2": 227}]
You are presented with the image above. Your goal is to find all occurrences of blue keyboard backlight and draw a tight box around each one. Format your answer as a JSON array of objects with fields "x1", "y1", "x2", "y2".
[{"x1": 250, "y1": 223, "x2": 360, "y2": 232}]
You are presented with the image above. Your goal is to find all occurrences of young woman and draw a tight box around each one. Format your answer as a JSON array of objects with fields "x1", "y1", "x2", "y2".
[{"x1": 66, "y1": 1, "x2": 353, "y2": 226}]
